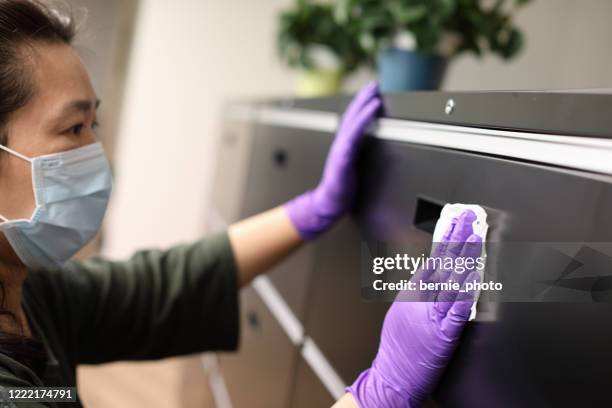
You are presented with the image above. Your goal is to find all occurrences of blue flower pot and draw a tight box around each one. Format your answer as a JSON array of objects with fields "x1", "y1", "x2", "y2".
[{"x1": 377, "y1": 48, "x2": 447, "y2": 92}]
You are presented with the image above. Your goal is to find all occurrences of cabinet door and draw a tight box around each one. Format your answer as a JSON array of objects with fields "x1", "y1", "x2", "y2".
[
  {"x1": 240, "y1": 124, "x2": 330, "y2": 216},
  {"x1": 239, "y1": 125, "x2": 332, "y2": 320},
  {"x1": 216, "y1": 124, "x2": 336, "y2": 407},
  {"x1": 302, "y1": 218, "x2": 390, "y2": 385},
  {"x1": 290, "y1": 356, "x2": 335, "y2": 408},
  {"x1": 208, "y1": 120, "x2": 254, "y2": 228},
  {"x1": 218, "y1": 287, "x2": 298, "y2": 408},
  {"x1": 357, "y1": 139, "x2": 612, "y2": 408}
]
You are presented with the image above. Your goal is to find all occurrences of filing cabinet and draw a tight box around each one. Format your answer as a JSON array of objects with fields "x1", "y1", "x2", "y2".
[
  {"x1": 238, "y1": 124, "x2": 332, "y2": 319},
  {"x1": 211, "y1": 91, "x2": 612, "y2": 407},
  {"x1": 358, "y1": 139, "x2": 612, "y2": 407},
  {"x1": 208, "y1": 119, "x2": 254, "y2": 226},
  {"x1": 217, "y1": 124, "x2": 333, "y2": 408},
  {"x1": 289, "y1": 356, "x2": 335, "y2": 408},
  {"x1": 217, "y1": 287, "x2": 298, "y2": 408}
]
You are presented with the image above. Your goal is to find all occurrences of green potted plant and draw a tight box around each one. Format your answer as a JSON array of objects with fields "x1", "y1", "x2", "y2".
[
  {"x1": 335, "y1": 0, "x2": 531, "y2": 92},
  {"x1": 278, "y1": 0, "x2": 367, "y2": 96}
]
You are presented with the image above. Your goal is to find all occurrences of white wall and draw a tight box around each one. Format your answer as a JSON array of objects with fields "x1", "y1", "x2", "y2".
[
  {"x1": 102, "y1": 0, "x2": 612, "y2": 258},
  {"x1": 102, "y1": 0, "x2": 295, "y2": 258},
  {"x1": 444, "y1": 0, "x2": 612, "y2": 90},
  {"x1": 69, "y1": 0, "x2": 135, "y2": 153}
]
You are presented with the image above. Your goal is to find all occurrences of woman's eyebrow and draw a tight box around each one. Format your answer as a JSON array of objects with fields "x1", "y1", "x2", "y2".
[{"x1": 60, "y1": 98, "x2": 101, "y2": 116}]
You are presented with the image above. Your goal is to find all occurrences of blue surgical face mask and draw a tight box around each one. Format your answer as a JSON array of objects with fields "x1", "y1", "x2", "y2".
[{"x1": 0, "y1": 142, "x2": 112, "y2": 270}]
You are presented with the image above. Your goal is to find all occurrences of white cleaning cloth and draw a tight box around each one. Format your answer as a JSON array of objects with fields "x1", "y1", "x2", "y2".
[{"x1": 432, "y1": 203, "x2": 489, "y2": 321}]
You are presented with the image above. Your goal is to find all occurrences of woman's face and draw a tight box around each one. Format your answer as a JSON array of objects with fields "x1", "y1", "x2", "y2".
[{"x1": 0, "y1": 42, "x2": 98, "y2": 264}]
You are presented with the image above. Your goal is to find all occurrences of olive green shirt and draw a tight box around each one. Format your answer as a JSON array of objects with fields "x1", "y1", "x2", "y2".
[{"x1": 0, "y1": 232, "x2": 239, "y2": 407}]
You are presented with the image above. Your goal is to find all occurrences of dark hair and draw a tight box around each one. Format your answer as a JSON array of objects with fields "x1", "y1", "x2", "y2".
[
  {"x1": 0, "y1": 0, "x2": 75, "y2": 145},
  {"x1": 0, "y1": 0, "x2": 75, "y2": 375}
]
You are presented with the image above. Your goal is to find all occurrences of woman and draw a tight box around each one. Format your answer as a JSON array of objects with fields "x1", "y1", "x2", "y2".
[{"x1": 0, "y1": 1, "x2": 480, "y2": 407}]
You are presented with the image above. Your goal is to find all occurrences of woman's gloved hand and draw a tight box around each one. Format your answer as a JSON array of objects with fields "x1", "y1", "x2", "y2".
[
  {"x1": 348, "y1": 210, "x2": 483, "y2": 408},
  {"x1": 285, "y1": 81, "x2": 382, "y2": 240}
]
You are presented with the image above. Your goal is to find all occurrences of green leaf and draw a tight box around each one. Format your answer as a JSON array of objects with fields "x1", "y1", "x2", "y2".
[
  {"x1": 395, "y1": 5, "x2": 428, "y2": 24},
  {"x1": 277, "y1": 0, "x2": 530, "y2": 71},
  {"x1": 501, "y1": 28, "x2": 523, "y2": 59}
]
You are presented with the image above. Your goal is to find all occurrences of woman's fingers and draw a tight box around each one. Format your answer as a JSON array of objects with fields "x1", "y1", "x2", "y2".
[
  {"x1": 329, "y1": 83, "x2": 380, "y2": 161},
  {"x1": 431, "y1": 210, "x2": 474, "y2": 284},
  {"x1": 327, "y1": 97, "x2": 381, "y2": 174},
  {"x1": 433, "y1": 234, "x2": 482, "y2": 317},
  {"x1": 431, "y1": 216, "x2": 458, "y2": 259},
  {"x1": 346, "y1": 97, "x2": 381, "y2": 142},
  {"x1": 441, "y1": 271, "x2": 481, "y2": 336},
  {"x1": 413, "y1": 218, "x2": 457, "y2": 286},
  {"x1": 446, "y1": 210, "x2": 477, "y2": 256},
  {"x1": 455, "y1": 234, "x2": 483, "y2": 286},
  {"x1": 432, "y1": 209, "x2": 475, "y2": 261},
  {"x1": 343, "y1": 81, "x2": 379, "y2": 120}
]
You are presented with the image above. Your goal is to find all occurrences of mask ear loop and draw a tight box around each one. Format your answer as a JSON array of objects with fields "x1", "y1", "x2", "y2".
[
  {"x1": 0, "y1": 144, "x2": 34, "y2": 223},
  {"x1": 0, "y1": 144, "x2": 33, "y2": 162}
]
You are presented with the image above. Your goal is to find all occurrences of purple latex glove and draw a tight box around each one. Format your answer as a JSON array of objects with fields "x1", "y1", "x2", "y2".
[
  {"x1": 348, "y1": 210, "x2": 483, "y2": 408},
  {"x1": 285, "y1": 82, "x2": 382, "y2": 240}
]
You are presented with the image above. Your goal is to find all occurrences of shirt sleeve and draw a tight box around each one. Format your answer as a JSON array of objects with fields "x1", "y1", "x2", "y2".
[{"x1": 56, "y1": 231, "x2": 240, "y2": 365}]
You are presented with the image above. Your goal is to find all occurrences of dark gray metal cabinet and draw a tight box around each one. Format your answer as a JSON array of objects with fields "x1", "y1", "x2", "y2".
[
  {"x1": 210, "y1": 92, "x2": 612, "y2": 407},
  {"x1": 290, "y1": 357, "x2": 335, "y2": 408},
  {"x1": 217, "y1": 287, "x2": 297, "y2": 408},
  {"x1": 207, "y1": 119, "x2": 254, "y2": 227},
  {"x1": 301, "y1": 219, "x2": 389, "y2": 383},
  {"x1": 217, "y1": 123, "x2": 334, "y2": 408},
  {"x1": 357, "y1": 139, "x2": 612, "y2": 407},
  {"x1": 240, "y1": 124, "x2": 332, "y2": 319}
]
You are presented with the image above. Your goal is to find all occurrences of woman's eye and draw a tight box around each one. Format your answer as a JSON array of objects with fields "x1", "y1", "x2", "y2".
[
  {"x1": 92, "y1": 120, "x2": 99, "y2": 130},
  {"x1": 68, "y1": 123, "x2": 84, "y2": 135}
]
